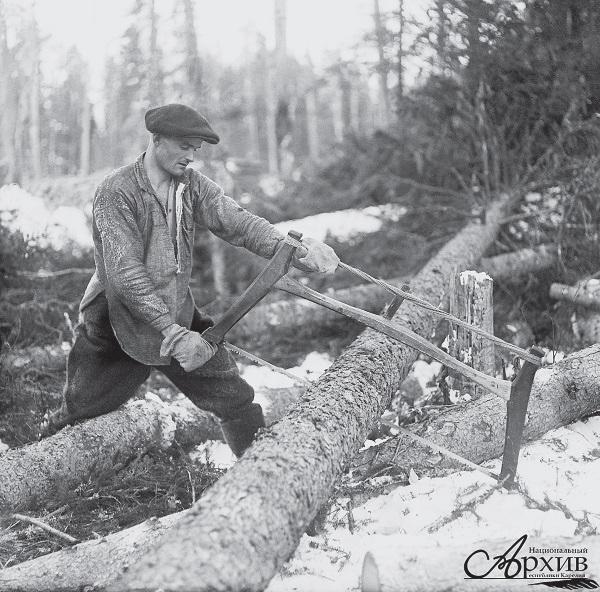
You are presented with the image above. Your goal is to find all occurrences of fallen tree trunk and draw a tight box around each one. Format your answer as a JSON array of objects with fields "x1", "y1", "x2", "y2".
[
  {"x1": 550, "y1": 279, "x2": 600, "y2": 310},
  {"x1": 0, "y1": 511, "x2": 191, "y2": 592},
  {"x1": 355, "y1": 344, "x2": 600, "y2": 478},
  {"x1": 0, "y1": 386, "x2": 303, "y2": 513},
  {"x1": 361, "y1": 534, "x2": 599, "y2": 592},
  {"x1": 0, "y1": 397, "x2": 176, "y2": 513},
  {"x1": 479, "y1": 243, "x2": 557, "y2": 279},
  {"x1": 106, "y1": 193, "x2": 521, "y2": 592}
]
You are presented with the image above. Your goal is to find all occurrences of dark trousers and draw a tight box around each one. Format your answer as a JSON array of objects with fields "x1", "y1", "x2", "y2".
[{"x1": 59, "y1": 294, "x2": 264, "y2": 456}]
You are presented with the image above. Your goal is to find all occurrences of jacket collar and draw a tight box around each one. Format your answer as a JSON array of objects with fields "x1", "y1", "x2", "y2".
[{"x1": 134, "y1": 152, "x2": 191, "y2": 196}]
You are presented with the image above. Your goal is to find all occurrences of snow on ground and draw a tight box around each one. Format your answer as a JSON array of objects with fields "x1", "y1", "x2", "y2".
[
  {"x1": 189, "y1": 350, "x2": 599, "y2": 591},
  {"x1": 274, "y1": 205, "x2": 406, "y2": 243},
  {"x1": 0, "y1": 184, "x2": 92, "y2": 252},
  {"x1": 266, "y1": 415, "x2": 600, "y2": 592}
]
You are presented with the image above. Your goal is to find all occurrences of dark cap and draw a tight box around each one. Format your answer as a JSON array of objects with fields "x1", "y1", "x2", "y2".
[{"x1": 145, "y1": 104, "x2": 220, "y2": 144}]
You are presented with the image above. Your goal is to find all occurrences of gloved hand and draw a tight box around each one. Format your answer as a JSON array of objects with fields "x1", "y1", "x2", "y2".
[
  {"x1": 160, "y1": 324, "x2": 217, "y2": 372},
  {"x1": 293, "y1": 236, "x2": 340, "y2": 274}
]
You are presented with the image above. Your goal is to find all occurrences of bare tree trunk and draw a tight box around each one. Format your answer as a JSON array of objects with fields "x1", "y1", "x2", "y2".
[
  {"x1": 265, "y1": 63, "x2": 279, "y2": 175},
  {"x1": 479, "y1": 244, "x2": 557, "y2": 278},
  {"x1": 79, "y1": 90, "x2": 92, "y2": 176},
  {"x1": 146, "y1": 0, "x2": 162, "y2": 104},
  {"x1": 106, "y1": 193, "x2": 521, "y2": 592},
  {"x1": 550, "y1": 279, "x2": 600, "y2": 309},
  {"x1": 0, "y1": 0, "x2": 17, "y2": 183},
  {"x1": 396, "y1": 0, "x2": 404, "y2": 110},
  {"x1": 305, "y1": 88, "x2": 320, "y2": 160},
  {"x1": 355, "y1": 344, "x2": 600, "y2": 478},
  {"x1": 373, "y1": 0, "x2": 391, "y2": 127},
  {"x1": 208, "y1": 235, "x2": 230, "y2": 298},
  {"x1": 28, "y1": 17, "x2": 42, "y2": 180}
]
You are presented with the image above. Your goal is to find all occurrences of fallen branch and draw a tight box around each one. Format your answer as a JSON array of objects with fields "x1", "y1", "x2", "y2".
[{"x1": 11, "y1": 513, "x2": 79, "y2": 545}]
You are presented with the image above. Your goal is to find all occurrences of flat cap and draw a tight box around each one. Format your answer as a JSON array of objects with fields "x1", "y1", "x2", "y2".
[{"x1": 145, "y1": 104, "x2": 220, "y2": 144}]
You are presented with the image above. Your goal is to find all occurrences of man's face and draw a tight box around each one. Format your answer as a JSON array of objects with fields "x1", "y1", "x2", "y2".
[{"x1": 154, "y1": 135, "x2": 203, "y2": 177}]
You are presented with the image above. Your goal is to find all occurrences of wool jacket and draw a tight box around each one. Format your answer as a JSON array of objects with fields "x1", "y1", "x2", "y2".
[{"x1": 80, "y1": 153, "x2": 284, "y2": 365}]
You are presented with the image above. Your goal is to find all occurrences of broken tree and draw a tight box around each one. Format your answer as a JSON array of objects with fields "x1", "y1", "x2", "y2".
[{"x1": 105, "y1": 192, "x2": 522, "y2": 592}]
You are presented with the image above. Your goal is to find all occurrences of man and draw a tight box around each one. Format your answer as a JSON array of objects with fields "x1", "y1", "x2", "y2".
[{"x1": 42, "y1": 103, "x2": 339, "y2": 457}]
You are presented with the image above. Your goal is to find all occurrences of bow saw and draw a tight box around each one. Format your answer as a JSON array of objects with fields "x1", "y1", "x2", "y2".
[{"x1": 202, "y1": 231, "x2": 544, "y2": 488}]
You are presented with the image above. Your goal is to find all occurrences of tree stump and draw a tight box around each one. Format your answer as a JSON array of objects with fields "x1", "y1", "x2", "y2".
[{"x1": 448, "y1": 270, "x2": 495, "y2": 398}]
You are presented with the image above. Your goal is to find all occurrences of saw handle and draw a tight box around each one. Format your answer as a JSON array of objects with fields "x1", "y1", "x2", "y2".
[{"x1": 202, "y1": 230, "x2": 303, "y2": 344}]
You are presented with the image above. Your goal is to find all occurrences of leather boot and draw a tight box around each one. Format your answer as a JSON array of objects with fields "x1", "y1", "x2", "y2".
[{"x1": 220, "y1": 403, "x2": 266, "y2": 458}]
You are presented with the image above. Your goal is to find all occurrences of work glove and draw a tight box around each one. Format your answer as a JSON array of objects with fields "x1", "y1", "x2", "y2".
[
  {"x1": 293, "y1": 236, "x2": 340, "y2": 274},
  {"x1": 160, "y1": 324, "x2": 217, "y2": 372}
]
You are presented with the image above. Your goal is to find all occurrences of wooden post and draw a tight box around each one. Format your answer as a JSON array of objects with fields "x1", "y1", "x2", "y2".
[{"x1": 448, "y1": 270, "x2": 495, "y2": 398}]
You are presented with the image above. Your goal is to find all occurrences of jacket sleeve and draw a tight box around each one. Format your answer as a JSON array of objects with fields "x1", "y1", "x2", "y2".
[
  {"x1": 193, "y1": 174, "x2": 284, "y2": 259},
  {"x1": 93, "y1": 188, "x2": 172, "y2": 331}
]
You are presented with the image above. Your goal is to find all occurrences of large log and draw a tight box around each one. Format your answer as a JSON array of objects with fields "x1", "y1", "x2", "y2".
[
  {"x1": 0, "y1": 512, "x2": 191, "y2": 592},
  {"x1": 478, "y1": 243, "x2": 557, "y2": 279},
  {"x1": 107, "y1": 193, "x2": 521, "y2": 592},
  {"x1": 0, "y1": 396, "x2": 177, "y2": 513},
  {"x1": 355, "y1": 344, "x2": 600, "y2": 477},
  {"x1": 550, "y1": 279, "x2": 600, "y2": 310},
  {"x1": 0, "y1": 387, "x2": 303, "y2": 513}
]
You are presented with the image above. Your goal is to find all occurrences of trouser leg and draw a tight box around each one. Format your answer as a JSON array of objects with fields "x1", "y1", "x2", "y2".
[
  {"x1": 159, "y1": 309, "x2": 265, "y2": 457},
  {"x1": 46, "y1": 294, "x2": 151, "y2": 434}
]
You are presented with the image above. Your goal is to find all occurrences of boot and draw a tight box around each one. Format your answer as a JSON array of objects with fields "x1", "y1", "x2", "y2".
[{"x1": 220, "y1": 403, "x2": 266, "y2": 458}]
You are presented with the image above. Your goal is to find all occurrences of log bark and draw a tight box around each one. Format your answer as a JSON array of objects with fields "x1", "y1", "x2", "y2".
[
  {"x1": 550, "y1": 279, "x2": 600, "y2": 310},
  {"x1": 0, "y1": 397, "x2": 177, "y2": 513},
  {"x1": 0, "y1": 511, "x2": 190, "y2": 592},
  {"x1": 0, "y1": 387, "x2": 303, "y2": 513},
  {"x1": 106, "y1": 193, "x2": 520, "y2": 592},
  {"x1": 355, "y1": 344, "x2": 600, "y2": 478},
  {"x1": 362, "y1": 535, "x2": 600, "y2": 592},
  {"x1": 479, "y1": 244, "x2": 557, "y2": 278}
]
